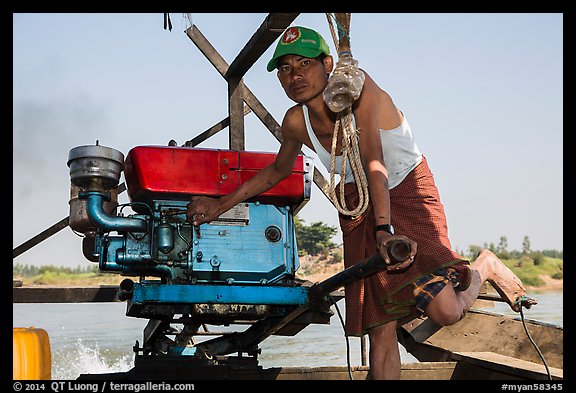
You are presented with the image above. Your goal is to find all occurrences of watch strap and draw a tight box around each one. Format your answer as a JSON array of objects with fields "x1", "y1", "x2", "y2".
[{"x1": 374, "y1": 224, "x2": 394, "y2": 236}]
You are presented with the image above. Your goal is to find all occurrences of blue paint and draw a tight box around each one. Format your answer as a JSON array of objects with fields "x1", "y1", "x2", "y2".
[{"x1": 132, "y1": 281, "x2": 309, "y2": 306}]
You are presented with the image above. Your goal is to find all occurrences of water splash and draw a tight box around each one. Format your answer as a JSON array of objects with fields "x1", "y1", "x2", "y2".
[{"x1": 52, "y1": 339, "x2": 134, "y2": 379}]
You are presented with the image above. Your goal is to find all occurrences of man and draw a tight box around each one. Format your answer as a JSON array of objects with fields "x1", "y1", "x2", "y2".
[{"x1": 186, "y1": 26, "x2": 535, "y2": 380}]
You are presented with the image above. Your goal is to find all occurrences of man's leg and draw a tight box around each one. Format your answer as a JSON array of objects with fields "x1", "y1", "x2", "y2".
[
  {"x1": 366, "y1": 320, "x2": 401, "y2": 380},
  {"x1": 425, "y1": 249, "x2": 532, "y2": 326}
]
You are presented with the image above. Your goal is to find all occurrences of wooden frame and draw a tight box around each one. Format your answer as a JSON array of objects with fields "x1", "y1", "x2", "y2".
[{"x1": 12, "y1": 13, "x2": 332, "y2": 261}]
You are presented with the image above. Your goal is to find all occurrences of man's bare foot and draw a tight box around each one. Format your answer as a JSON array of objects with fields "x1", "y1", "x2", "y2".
[{"x1": 480, "y1": 250, "x2": 537, "y2": 312}]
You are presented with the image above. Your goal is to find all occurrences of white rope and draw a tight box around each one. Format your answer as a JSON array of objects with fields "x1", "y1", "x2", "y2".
[{"x1": 324, "y1": 13, "x2": 369, "y2": 216}]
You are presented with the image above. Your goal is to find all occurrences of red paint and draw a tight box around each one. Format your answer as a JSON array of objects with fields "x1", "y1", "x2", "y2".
[{"x1": 124, "y1": 146, "x2": 308, "y2": 207}]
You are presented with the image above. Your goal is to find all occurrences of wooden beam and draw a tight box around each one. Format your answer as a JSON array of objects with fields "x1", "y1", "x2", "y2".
[
  {"x1": 186, "y1": 25, "x2": 229, "y2": 78},
  {"x1": 242, "y1": 84, "x2": 283, "y2": 142},
  {"x1": 228, "y1": 76, "x2": 245, "y2": 150},
  {"x1": 225, "y1": 13, "x2": 299, "y2": 79},
  {"x1": 450, "y1": 351, "x2": 563, "y2": 380},
  {"x1": 13, "y1": 285, "x2": 121, "y2": 303},
  {"x1": 77, "y1": 363, "x2": 471, "y2": 381},
  {"x1": 12, "y1": 216, "x2": 69, "y2": 259},
  {"x1": 13, "y1": 183, "x2": 126, "y2": 259}
]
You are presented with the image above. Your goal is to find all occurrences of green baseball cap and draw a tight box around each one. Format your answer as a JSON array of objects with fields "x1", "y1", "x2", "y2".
[{"x1": 267, "y1": 26, "x2": 331, "y2": 72}]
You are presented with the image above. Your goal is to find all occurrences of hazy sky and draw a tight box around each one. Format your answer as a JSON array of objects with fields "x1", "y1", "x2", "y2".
[{"x1": 13, "y1": 13, "x2": 563, "y2": 269}]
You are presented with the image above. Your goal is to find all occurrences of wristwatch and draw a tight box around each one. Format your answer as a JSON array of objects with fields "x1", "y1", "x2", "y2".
[{"x1": 374, "y1": 224, "x2": 394, "y2": 236}]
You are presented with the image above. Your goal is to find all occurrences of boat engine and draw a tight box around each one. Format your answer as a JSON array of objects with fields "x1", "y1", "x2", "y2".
[
  {"x1": 67, "y1": 143, "x2": 324, "y2": 363},
  {"x1": 68, "y1": 143, "x2": 312, "y2": 286}
]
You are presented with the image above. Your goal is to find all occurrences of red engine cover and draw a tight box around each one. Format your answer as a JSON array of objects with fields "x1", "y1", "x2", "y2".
[{"x1": 124, "y1": 146, "x2": 311, "y2": 207}]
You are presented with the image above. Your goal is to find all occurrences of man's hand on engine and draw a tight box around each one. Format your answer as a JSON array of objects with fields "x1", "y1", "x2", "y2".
[{"x1": 186, "y1": 196, "x2": 222, "y2": 226}]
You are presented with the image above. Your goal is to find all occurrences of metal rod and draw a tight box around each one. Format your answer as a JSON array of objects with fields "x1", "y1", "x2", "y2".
[
  {"x1": 361, "y1": 335, "x2": 367, "y2": 366},
  {"x1": 477, "y1": 293, "x2": 507, "y2": 302},
  {"x1": 308, "y1": 253, "x2": 385, "y2": 299}
]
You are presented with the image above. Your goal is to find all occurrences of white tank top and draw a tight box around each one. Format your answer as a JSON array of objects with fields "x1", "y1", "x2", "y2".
[{"x1": 302, "y1": 105, "x2": 423, "y2": 189}]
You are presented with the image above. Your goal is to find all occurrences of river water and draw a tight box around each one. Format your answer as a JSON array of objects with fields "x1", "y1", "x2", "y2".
[{"x1": 13, "y1": 289, "x2": 562, "y2": 380}]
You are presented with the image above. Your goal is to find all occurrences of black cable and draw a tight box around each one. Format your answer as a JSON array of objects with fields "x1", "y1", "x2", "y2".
[
  {"x1": 163, "y1": 13, "x2": 172, "y2": 31},
  {"x1": 329, "y1": 295, "x2": 353, "y2": 380},
  {"x1": 118, "y1": 201, "x2": 154, "y2": 217},
  {"x1": 518, "y1": 299, "x2": 552, "y2": 380}
]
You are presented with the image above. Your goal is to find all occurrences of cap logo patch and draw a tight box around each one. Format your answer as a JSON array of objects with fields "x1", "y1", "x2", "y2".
[{"x1": 281, "y1": 27, "x2": 301, "y2": 45}]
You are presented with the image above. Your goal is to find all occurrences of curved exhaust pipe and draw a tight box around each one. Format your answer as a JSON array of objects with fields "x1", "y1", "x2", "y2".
[{"x1": 82, "y1": 191, "x2": 147, "y2": 233}]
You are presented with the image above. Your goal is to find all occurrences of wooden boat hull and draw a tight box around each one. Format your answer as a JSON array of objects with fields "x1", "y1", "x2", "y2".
[{"x1": 398, "y1": 308, "x2": 563, "y2": 380}]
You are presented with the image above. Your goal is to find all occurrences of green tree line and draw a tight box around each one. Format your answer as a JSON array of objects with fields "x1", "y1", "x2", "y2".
[
  {"x1": 13, "y1": 263, "x2": 99, "y2": 278},
  {"x1": 457, "y1": 235, "x2": 563, "y2": 260},
  {"x1": 295, "y1": 219, "x2": 562, "y2": 260}
]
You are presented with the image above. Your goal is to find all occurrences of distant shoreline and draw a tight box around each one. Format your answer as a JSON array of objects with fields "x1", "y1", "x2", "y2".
[
  {"x1": 525, "y1": 275, "x2": 563, "y2": 292},
  {"x1": 13, "y1": 274, "x2": 562, "y2": 292}
]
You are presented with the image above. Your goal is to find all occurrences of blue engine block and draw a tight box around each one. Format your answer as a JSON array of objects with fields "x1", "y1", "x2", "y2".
[{"x1": 93, "y1": 200, "x2": 299, "y2": 286}]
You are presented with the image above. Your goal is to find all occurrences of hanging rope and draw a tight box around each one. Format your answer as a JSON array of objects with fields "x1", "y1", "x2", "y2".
[
  {"x1": 324, "y1": 13, "x2": 369, "y2": 216},
  {"x1": 329, "y1": 107, "x2": 370, "y2": 216},
  {"x1": 326, "y1": 13, "x2": 350, "y2": 55}
]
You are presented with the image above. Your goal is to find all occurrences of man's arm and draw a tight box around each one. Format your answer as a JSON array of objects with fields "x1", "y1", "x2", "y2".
[
  {"x1": 187, "y1": 112, "x2": 304, "y2": 226},
  {"x1": 353, "y1": 72, "x2": 417, "y2": 268},
  {"x1": 353, "y1": 72, "x2": 393, "y2": 228}
]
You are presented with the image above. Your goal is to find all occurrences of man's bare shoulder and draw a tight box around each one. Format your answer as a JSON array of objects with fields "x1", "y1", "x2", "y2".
[
  {"x1": 279, "y1": 104, "x2": 309, "y2": 144},
  {"x1": 356, "y1": 69, "x2": 401, "y2": 120},
  {"x1": 282, "y1": 104, "x2": 305, "y2": 130},
  {"x1": 284, "y1": 104, "x2": 303, "y2": 121},
  {"x1": 359, "y1": 69, "x2": 388, "y2": 97}
]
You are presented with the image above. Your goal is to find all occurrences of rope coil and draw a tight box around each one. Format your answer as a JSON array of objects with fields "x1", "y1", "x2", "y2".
[{"x1": 328, "y1": 107, "x2": 369, "y2": 216}]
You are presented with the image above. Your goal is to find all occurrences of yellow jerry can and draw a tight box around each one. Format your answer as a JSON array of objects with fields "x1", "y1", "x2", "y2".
[{"x1": 13, "y1": 327, "x2": 51, "y2": 380}]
